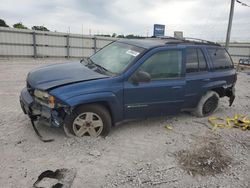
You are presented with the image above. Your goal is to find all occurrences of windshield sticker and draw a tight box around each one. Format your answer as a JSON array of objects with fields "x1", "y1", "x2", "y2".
[{"x1": 126, "y1": 50, "x2": 140, "y2": 57}]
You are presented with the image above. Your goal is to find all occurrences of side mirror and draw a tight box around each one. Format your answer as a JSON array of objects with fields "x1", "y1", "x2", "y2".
[{"x1": 130, "y1": 71, "x2": 151, "y2": 84}]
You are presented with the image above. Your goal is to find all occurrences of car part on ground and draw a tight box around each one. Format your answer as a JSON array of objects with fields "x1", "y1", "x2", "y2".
[
  {"x1": 193, "y1": 91, "x2": 219, "y2": 117},
  {"x1": 33, "y1": 168, "x2": 76, "y2": 188},
  {"x1": 30, "y1": 116, "x2": 54, "y2": 142}
]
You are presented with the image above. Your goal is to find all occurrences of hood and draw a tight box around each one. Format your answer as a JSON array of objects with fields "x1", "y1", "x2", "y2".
[{"x1": 27, "y1": 62, "x2": 109, "y2": 90}]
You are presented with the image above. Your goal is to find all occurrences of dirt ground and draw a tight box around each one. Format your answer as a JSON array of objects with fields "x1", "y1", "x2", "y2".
[{"x1": 0, "y1": 58, "x2": 249, "y2": 188}]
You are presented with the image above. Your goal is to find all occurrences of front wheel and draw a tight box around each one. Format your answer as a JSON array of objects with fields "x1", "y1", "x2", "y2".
[
  {"x1": 65, "y1": 104, "x2": 111, "y2": 137},
  {"x1": 193, "y1": 91, "x2": 219, "y2": 117}
]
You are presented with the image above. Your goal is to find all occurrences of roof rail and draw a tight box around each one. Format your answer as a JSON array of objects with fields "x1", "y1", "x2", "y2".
[
  {"x1": 183, "y1": 37, "x2": 221, "y2": 46},
  {"x1": 154, "y1": 36, "x2": 221, "y2": 46}
]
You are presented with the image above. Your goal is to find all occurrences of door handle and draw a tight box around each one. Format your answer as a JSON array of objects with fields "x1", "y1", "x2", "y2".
[{"x1": 172, "y1": 86, "x2": 182, "y2": 89}]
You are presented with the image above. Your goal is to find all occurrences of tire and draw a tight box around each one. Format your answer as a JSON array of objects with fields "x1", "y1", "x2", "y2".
[
  {"x1": 65, "y1": 104, "x2": 111, "y2": 137},
  {"x1": 193, "y1": 91, "x2": 219, "y2": 117}
]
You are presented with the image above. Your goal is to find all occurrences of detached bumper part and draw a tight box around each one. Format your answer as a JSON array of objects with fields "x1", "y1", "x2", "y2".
[
  {"x1": 226, "y1": 86, "x2": 235, "y2": 107},
  {"x1": 229, "y1": 95, "x2": 235, "y2": 107}
]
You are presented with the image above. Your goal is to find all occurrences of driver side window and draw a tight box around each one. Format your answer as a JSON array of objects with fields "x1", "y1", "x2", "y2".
[{"x1": 139, "y1": 50, "x2": 182, "y2": 80}]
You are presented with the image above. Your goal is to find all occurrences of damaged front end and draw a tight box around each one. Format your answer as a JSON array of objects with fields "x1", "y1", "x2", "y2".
[{"x1": 20, "y1": 85, "x2": 70, "y2": 129}]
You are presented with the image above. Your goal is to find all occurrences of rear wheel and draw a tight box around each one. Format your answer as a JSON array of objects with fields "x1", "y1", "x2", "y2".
[
  {"x1": 193, "y1": 91, "x2": 219, "y2": 117},
  {"x1": 65, "y1": 104, "x2": 111, "y2": 137}
]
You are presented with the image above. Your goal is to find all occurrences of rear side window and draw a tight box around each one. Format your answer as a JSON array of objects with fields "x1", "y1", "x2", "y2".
[
  {"x1": 139, "y1": 50, "x2": 182, "y2": 80},
  {"x1": 186, "y1": 48, "x2": 207, "y2": 73},
  {"x1": 207, "y1": 48, "x2": 233, "y2": 70}
]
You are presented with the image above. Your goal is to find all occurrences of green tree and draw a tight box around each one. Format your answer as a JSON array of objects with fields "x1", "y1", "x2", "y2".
[
  {"x1": 125, "y1": 34, "x2": 144, "y2": 39},
  {"x1": 13, "y1": 22, "x2": 28, "y2": 29},
  {"x1": 112, "y1": 33, "x2": 117, "y2": 38},
  {"x1": 32, "y1": 25, "x2": 50, "y2": 31},
  {"x1": 117, "y1": 34, "x2": 125, "y2": 38},
  {"x1": 0, "y1": 19, "x2": 9, "y2": 27}
]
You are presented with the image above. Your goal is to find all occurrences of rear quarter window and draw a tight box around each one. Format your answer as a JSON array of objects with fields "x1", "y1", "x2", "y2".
[
  {"x1": 207, "y1": 48, "x2": 234, "y2": 70},
  {"x1": 186, "y1": 48, "x2": 207, "y2": 73}
]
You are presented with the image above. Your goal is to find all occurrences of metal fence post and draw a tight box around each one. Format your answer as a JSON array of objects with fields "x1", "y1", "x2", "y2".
[
  {"x1": 66, "y1": 34, "x2": 70, "y2": 58},
  {"x1": 225, "y1": 0, "x2": 235, "y2": 50},
  {"x1": 94, "y1": 37, "x2": 97, "y2": 53},
  {"x1": 32, "y1": 32, "x2": 37, "y2": 58}
]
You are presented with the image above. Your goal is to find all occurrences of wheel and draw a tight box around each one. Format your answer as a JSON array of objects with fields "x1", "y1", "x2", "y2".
[
  {"x1": 65, "y1": 104, "x2": 111, "y2": 137},
  {"x1": 193, "y1": 91, "x2": 219, "y2": 117}
]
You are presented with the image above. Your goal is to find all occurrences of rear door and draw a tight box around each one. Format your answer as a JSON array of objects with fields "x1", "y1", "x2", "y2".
[
  {"x1": 123, "y1": 48, "x2": 185, "y2": 119},
  {"x1": 184, "y1": 47, "x2": 212, "y2": 109}
]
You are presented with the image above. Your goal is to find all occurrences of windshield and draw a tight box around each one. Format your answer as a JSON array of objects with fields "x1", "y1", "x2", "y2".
[{"x1": 90, "y1": 42, "x2": 144, "y2": 74}]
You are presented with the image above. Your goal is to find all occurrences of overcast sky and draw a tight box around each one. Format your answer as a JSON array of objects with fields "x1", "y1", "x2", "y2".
[{"x1": 1, "y1": 0, "x2": 250, "y2": 42}]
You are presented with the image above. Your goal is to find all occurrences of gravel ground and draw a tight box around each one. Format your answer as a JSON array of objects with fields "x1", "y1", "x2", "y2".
[{"x1": 0, "y1": 58, "x2": 249, "y2": 188}]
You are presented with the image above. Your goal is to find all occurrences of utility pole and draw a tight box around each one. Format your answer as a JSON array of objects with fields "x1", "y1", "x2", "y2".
[{"x1": 225, "y1": 0, "x2": 235, "y2": 50}]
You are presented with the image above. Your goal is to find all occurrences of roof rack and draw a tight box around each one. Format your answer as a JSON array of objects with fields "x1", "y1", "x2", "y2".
[
  {"x1": 183, "y1": 37, "x2": 220, "y2": 46},
  {"x1": 154, "y1": 36, "x2": 221, "y2": 46}
]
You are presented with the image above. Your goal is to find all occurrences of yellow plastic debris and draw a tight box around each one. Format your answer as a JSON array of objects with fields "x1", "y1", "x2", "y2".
[
  {"x1": 165, "y1": 125, "x2": 173, "y2": 130},
  {"x1": 208, "y1": 115, "x2": 250, "y2": 131}
]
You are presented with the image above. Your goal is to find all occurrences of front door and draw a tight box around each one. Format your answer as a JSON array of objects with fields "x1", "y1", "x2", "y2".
[{"x1": 124, "y1": 49, "x2": 185, "y2": 119}]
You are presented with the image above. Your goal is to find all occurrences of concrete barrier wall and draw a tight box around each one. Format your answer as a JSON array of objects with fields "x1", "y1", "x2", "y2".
[
  {"x1": 219, "y1": 42, "x2": 250, "y2": 63},
  {"x1": 1, "y1": 27, "x2": 250, "y2": 62}
]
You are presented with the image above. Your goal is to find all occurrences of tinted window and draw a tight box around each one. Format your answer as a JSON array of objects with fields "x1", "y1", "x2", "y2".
[
  {"x1": 198, "y1": 49, "x2": 207, "y2": 71},
  {"x1": 139, "y1": 50, "x2": 182, "y2": 80},
  {"x1": 186, "y1": 48, "x2": 207, "y2": 73},
  {"x1": 207, "y1": 48, "x2": 233, "y2": 70},
  {"x1": 186, "y1": 49, "x2": 198, "y2": 72}
]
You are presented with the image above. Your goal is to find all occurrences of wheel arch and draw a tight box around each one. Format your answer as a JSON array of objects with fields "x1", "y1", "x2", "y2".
[
  {"x1": 211, "y1": 87, "x2": 226, "y2": 97},
  {"x1": 73, "y1": 101, "x2": 114, "y2": 124},
  {"x1": 65, "y1": 92, "x2": 123, "y2": 124}
]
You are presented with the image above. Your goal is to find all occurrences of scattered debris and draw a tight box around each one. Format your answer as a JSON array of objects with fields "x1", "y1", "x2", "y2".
[
  {"x1": 164, "y1": 124, "x2": 173, "y2": 130},
  {"x1": 208, "y1": 115, "x2": 250, "y2": 131},
  {"x1": 105, "y1": 162, "x2": 178, "y2": 187},
  {"x1": 88, "y1": 149, "x2": 101, "y2": 157},
  {"x1": 176, "y1": 139, "x2": 232, "y2": 176},
  {"x1": 33, "y1": 168, "x2": 76, "y2": 188},
  {"x1": 15, "y1": 139, "x2": 27, "y2": 146},
  {"x1": 152, "y1": 179, "x2": 178, "y2": 185}
]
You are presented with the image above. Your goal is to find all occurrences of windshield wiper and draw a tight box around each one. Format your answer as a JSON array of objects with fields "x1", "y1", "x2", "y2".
[
  {"x1": 93, "y1": 62, "x2": 109, "y2": 72},
  {"x1": 82, "y1": 57, "x2": 114, "y2": 76}
]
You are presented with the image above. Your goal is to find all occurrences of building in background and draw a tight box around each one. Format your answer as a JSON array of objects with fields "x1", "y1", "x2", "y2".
[{"x1": 153, "y1": 24, "x2": 165, "y2": 37}]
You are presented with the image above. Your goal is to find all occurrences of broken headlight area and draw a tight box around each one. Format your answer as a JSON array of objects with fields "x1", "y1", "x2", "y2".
[
  {"x1": 32, "y1": 89, "x2": 70, "y2": 127},
  {"x1": 34, "y1": 89, "x2": 56, "y2": 108},
  {"x1": 35, "y1": 106, "x2": 69, "y2": 128}
]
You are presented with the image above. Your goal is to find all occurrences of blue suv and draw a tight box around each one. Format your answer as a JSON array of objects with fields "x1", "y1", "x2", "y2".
[{"x1": 20, "y1": 38, "x2": 236, "y2": 137}]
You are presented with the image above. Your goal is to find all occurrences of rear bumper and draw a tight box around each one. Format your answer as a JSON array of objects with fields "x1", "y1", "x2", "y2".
[{"x1": 20, "y1": 88, "x2": 65, "y2": 127}]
